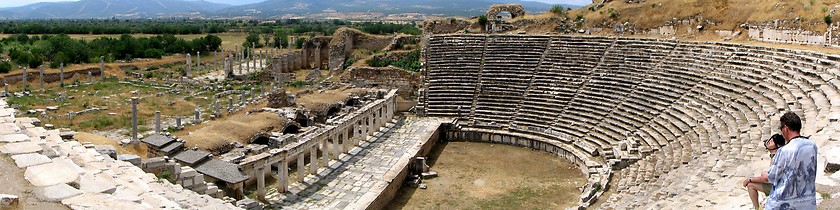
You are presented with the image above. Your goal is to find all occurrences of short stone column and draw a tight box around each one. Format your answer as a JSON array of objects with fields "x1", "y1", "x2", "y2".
[
  {"x1": 320, "y1": 138, "x2": 330, "y2": 166},
  {"x1": 368, "y1": 115, "x2": 375, "y2": 136},
  {"x1": 238, "y1": 49, "x2": 243, "y2": 74},
  {"x1": 176, "y1": 116, "x2": 182, "y2": 129},
  {"x1": 215, "y1": 100, "x2": 221, "y2": 118},
  {"x1": 297, "y1": 152, "x2": 305, "y2": 182},
  {"x1": 278, "y1": 157, "x2": 288, "y2": 193},
  {"x1": 228, "y1": 96, "x2": 234, "y2": 113},
  {"x1": 87, "y1": 70, "x2": 92, "y2": 84},
  {"x1": 100, "y1": 56, "x2": 105, "y2": 81},
  {"x1": 131, "y1": 97, "x2": 139, "y2": 141},
  {"x1": 154, "y1": 111, "x2": 161, "y2": 133},
  {"x1": 343, "y1": 131, "x2": 352, "y2": 153},
  {"x1": 256, "y1": 161, "x2": 266, "y2": 201},
  {"x1": 310, "y1": 145, "x2": 318, "y2": 175},
  {"x1": 224, "y1": 57, "x2": 232, "y2": 77},
  {"x1": 21, "y1": 67, "x2": 27, "y2": 92},
  {"x1": 60, "y1": 63, "x2": 64, "y2": 87},
  {"x1": 332, "y1": 134, "x2": 340, "y2": 160},
  {"x1": 196, "y1": 51, "x2": 201, "y2": 73},
  {"x1": 194, "y1": 109, "x2": 201, "y2": 123},
  {"x1": 38, "y1": 65, "x2": 44, "y2": 93},
  {"x1": 186, "y1": 53, "x2": 192, "y2": 78}
]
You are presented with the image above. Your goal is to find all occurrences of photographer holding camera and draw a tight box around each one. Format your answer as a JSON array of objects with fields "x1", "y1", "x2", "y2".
[
  {"x1": 742, "y1": 112, "x2": 817, "y2": 210},
  {"x1": 744, "y1": 133, "x2": 786, "y2": 210}
]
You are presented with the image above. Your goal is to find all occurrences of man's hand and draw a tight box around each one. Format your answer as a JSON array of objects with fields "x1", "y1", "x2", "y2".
[{"x1": 743, "y1": 177, "x2": 751, "y2": 187}]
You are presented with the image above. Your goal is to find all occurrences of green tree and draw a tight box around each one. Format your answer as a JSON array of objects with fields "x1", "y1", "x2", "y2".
[
  {"x1": 550, "y1": 5, "x2": 566, "y2": 16},
  {"x1": 0, "y1": 62, "x2": 11, "y2": 73},
  {"x1": 243, "y1": 34, "x2": 264, "y2": 48},
  {"x1": 478, "y1": 16, "x2": 488, "y2": 26},
  {"x1": 294, "y1": 37, "x2": 306, "y2": 49},
  {"x1": 826, "y1": 15, "x2": 833, "y2": 25}
]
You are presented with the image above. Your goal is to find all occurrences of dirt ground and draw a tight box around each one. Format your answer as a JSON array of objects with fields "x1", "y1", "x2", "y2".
[
  {"x1": 0, "y1": 155, "x2": 69, "y2": 210},
  {"x1": 386, "y1": 141, "x2": 586, "y2": 210},
  {"x1": 73, "y1": 132, "x2": 148, "y2": 158},
  {"x1": 177, "y1": 110, "x2": 288, "y2": 152}
]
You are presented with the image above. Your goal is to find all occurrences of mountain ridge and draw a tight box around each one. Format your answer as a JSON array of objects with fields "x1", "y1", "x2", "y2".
[{"x1": 0, "y1": 0, "x2": 582, "y2": 19}]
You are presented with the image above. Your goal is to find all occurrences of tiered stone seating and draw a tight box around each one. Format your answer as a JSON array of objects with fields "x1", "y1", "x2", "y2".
[
  {"x1": 425, "y1": 35, "x2": 486, "y2": 117},
  {"x1": 509, "y1": 36, "x2": 612, "y2": 145},
  {"x1": 423, "y1": 34, "x2": 840, "y2": 209},
  {"x1": 470, "y1": 35, "x2": 550, "y2": 128}
]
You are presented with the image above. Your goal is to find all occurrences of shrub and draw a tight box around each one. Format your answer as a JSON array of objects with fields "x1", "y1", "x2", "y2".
[
  {"x1": 0, "y1": 62, "x2": 11, "y2": 73},
  {"x1": 478, "y1": 15, "x2": 489, "y2": 26},
  {"x1": 550, "y1": 5, "x2": 566, "y2": 16},
  {"x1": 144, "y1": 48, "x2": 164, "y2": 59},
  {"x1": 826, "y1": 15, "x2": 833, "y2": 25}
]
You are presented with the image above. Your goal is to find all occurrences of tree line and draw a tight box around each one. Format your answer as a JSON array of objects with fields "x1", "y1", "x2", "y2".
[
  {"x1": 0, "y1": 20, "x2": 228, "y2": 35},
  {"x1": 0, "y1": 34, "x2": 221, "y2": 72}
]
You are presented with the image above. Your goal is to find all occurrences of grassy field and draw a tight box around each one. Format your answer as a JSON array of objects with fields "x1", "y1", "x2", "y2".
[
  {"x1": 7, "y1": 75, "x2": 269, "y2": 134},
  {"x1": 571, "y1": 0, "x2": 840, "y2": 30}
]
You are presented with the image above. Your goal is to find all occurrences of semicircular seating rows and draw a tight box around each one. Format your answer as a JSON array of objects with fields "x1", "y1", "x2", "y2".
[{"x1": 422, "y1": 34, "x2": 840, "y2": 209}]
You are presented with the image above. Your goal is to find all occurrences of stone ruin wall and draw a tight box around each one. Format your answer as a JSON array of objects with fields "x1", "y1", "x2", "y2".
[
  {"x1": 421, "y1": 18, "x2": 472, "y2": 35},
  {"x1": 329, "y1": 28, "x2": 394, "y2": 73},
  {"x1": 268, "y1": 28, "x2": 395, "y2": 77},
  {"x1": 748, "y1": 27, "x2": 827, "y2": 46},
  {"x1": 0, "y1": 67, "x2": 103, "y2": 87},
  {"x1": 341, "y1": 66, "x2": 420, "y2": 99},
  {"x1": 486, "y1": 4, "x2": 526, "y2": 21}
]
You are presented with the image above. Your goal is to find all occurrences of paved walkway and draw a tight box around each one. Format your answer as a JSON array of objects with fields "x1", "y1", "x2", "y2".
[{"x1": 266, "y1": 116, "x2": 450, "y2": 209}]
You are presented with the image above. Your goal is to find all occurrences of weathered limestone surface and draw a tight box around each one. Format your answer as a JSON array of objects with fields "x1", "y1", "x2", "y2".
[
  {"x1": 0, "y1": 97, "x2": 240, "y2": 209},
  {"x1": 35, "y1": 183, "x2": 83, "y2": 202},
  {"x1": 11, "y1": 153, "x2": 51, "y2": 168}
]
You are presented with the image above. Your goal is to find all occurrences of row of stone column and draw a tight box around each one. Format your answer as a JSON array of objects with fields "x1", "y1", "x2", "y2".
[
  {"x1": 254, "y1": 92, "x2": 398, "y2": 201},
  {"x1": 2, "y1": 57, "x2": 107, "y2": 96},
  {"x1": 184, "y1": 47, "x2": 281, "y2": 79}
]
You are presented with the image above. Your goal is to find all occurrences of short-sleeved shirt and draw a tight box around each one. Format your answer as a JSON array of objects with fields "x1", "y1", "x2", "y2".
[{"x1": 765, "y1": 136, "x2": 817, "y2": 210}]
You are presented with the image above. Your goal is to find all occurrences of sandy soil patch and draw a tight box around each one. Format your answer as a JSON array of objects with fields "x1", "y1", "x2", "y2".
[{"x1": 386, "y1": 141, "x2": 587, "y2": 210}]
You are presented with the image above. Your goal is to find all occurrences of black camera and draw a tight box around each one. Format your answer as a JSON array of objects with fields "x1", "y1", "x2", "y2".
[{"x1": 763, "y1": 133, "x2": 785, "y2": 151}]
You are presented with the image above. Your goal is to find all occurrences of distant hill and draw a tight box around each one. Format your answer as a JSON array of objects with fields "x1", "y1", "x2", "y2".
[
  {"x1": 0, "y1": 0, "x2": 230, "y2": 19},
  {"x1": 215, "y1": 0, "x2": 578, "y2": 18},
  {"x1": 0, "y1": 0, "x2": 581, "y2": 19}
]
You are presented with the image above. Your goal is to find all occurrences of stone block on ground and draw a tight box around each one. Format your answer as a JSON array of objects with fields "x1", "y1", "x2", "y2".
[
  {"x1": 79, "y1": 173, "x2": 118, "y2": 194},
  {"x1": 62, "y1": 192, "x2": 139, "y2": 209},
  {"x1": 421, "y1": 171, "x2": 438, "y2": 179},
  {"x1": 95, "y1": 145, "x2": 117, "y2": 160},
  {"x1": 35, "y1": 183, "x2": 83, "y2": 202},
  {"x1": 0, "y1": 133, "x2": 29, "y2": 143},
  {"x1": 236, "y1": 198, "x2": 260, "y2": 209},
  {"x1": 0, "y1": 142, "x2": 42, "y2": 155},
  {"x1": 826, "y1": 146, "x2": 840, "y2": 173},
  {"x1": 117, "y1": 154, "x2": 141, "y2": 166},
  {"x1": 0, "y1": 194, "x2": 19, "y2": 207},
  {"x1": 24, "y1": 159, "x2": 82, "y2": 187},
  {"x1": 11, "y1": 153, "x2": 51, "y2": 168},
  {"x1": 0, "y1": 123, "x2": 20, "y2": 135}
]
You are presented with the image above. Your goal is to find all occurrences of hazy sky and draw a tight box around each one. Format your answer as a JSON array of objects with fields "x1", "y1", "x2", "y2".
[{"x1": 2, "y1": 0, "x2": 590, "y2": 8}]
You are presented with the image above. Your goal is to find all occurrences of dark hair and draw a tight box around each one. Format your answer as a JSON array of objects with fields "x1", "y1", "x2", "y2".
[
  {"x1": 780, "y1": 112, "x2": 801, "y2": 132},
  {"x1": 771, "y1": 133, "x2": 786, "y2": 147}
]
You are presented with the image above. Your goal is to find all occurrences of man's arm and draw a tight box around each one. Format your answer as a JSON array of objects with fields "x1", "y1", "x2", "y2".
[{"x1": 743, "y1": 171, "x2": 770, "y2": 187}]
